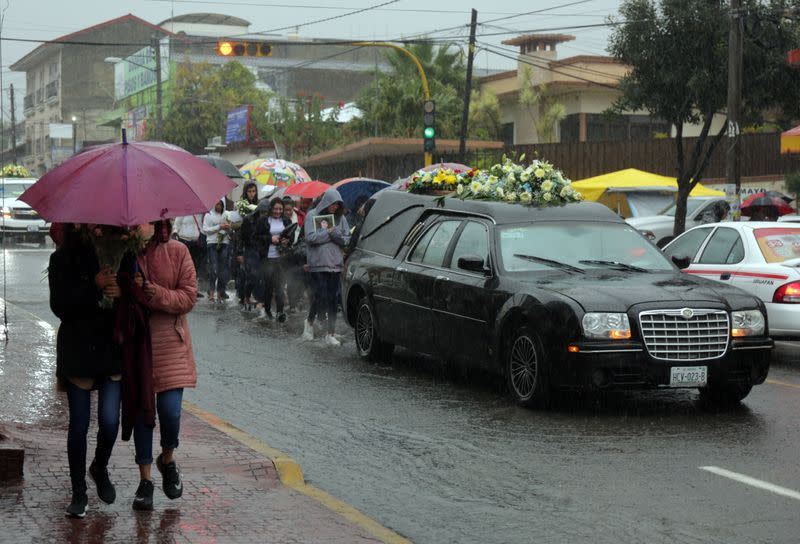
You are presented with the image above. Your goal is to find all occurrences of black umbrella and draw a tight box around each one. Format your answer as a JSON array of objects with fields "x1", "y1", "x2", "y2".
[{"x1": 197, "y1": 155, "x2": 243, "y2": 179}]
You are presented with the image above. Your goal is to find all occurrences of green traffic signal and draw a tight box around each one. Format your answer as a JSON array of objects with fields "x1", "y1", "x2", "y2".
[{"x1": 424, "y1": 126, "x2": 435, "y2": 139}]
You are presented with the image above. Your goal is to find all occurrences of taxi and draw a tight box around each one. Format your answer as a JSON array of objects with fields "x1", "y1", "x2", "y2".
[{"x1": 663, "y1": 221, "x2": 800, "y2": 339}]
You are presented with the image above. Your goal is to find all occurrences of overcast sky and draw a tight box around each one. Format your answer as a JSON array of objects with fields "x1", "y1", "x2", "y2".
[{"x1": 0, "y1": 0, "x2": 623, "y2": 119}]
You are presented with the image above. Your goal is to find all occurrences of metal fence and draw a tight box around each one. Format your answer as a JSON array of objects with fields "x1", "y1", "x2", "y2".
[{"x1": 303, "y1": 133, "x2": 800, "y2": 183}]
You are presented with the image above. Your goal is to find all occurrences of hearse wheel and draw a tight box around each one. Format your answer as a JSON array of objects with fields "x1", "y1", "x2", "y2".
[
  {"x1": 698, "y1": 384, "x2": 752, "y2": 406},
  {"x1": 355, "y1": 296, "x2": 394, "y2": 362},
  {"x1": 506, "y1": 326, "x2": 550, "y2": 407}
]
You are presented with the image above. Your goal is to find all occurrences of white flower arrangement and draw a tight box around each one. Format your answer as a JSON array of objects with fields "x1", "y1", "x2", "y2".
[{"x1": 454, "y1": 155, "x2": 583, "y2": 207}]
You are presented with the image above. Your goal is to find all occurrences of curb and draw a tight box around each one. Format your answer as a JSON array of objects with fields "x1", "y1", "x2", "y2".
[{"x1": 183, "y1": 401, "x2": 412, "y2": 544}]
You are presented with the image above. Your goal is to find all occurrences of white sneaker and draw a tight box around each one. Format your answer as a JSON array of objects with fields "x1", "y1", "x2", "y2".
[
  {"x1": 301, "y1": 320, "x2": 314, "y2": 341},
  {"x1": 324, "y1": 334, "x2": 341, "y2": 347},
  {"x1": 257, "y1": 307, "x2": 267, "y2": 319}
]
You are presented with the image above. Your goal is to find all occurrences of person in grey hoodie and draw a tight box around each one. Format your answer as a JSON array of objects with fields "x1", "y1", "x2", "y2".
[{"x1": 302, "y1": 188, "x2": 350, "y2": 345}]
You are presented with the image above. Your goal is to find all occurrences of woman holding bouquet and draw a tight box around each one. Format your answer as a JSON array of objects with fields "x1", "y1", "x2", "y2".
[
  {"x1": 130, "y1": 220, "x2": 198, "y2": 511},
  {"x1": 49, "y1": 224, "x2": 123, "y2": 518}
]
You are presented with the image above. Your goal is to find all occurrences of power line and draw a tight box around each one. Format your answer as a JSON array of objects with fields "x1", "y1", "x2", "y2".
[
  {"x1": 146, "y1": 0, "x2": 519, "y2": 15},
  {"x1": 250, "y1": 0, "x2": 401, "y2": 35},
  {"x1": 479, "y1": 0, "x2": 594, "y2": 25}
]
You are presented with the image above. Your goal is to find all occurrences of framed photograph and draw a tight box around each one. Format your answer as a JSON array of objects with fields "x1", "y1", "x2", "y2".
[{"x1": 313, "y1": 214, "x2": 335, "y2": 232}]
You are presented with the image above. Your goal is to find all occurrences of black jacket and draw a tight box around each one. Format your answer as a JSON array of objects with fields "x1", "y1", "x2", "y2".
[
  {"x1": 253, "y1": 215, "x2": 291, "y2": 258},
  {"x1": 49, "y1": 242, "x2": 122, "y2": 381},
  {"x1": 237, "y1": 211, "x2": 262, "y2": 257}
]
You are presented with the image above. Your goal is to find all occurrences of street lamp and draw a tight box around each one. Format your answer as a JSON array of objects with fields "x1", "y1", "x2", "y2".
[
  {"x1": 71, "y1": 115, "x2": 77, "y2": 154},
  {"x1": 103, "y1": 35, "x2": 163, "y2": 140}
]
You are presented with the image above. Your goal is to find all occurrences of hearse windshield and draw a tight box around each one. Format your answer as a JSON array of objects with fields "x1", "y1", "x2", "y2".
[{"x1": 497, "y1": 221, "x2": 674, "y2": 273}]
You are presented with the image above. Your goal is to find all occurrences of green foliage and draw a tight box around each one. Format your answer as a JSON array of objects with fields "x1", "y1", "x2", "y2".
[
  {"x1": 468, "y1": 88, "x2": 502, "y2": 141},
  {"x1": 785, "y1": 171, "x2": 800, "y2": 197},
  {"x1": 263, "y1": 93, "x2": 342, "y2": 160},
  {"x1": 158, "y1": 60, "x2": 271, "y2": 153},
  {"x1": 518, "y1": 67, "x2": 567, "y2": 143},
  {"x1": 608, "y1": 0, "x2": 800, "y2": 234},
  {"x1": 349, "y1": 43, "x2": 466, "y2": 140}
]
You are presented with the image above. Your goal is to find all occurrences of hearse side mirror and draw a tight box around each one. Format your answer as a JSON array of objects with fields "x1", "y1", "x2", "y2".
[
  {"x1": 671, "y1": 255, "x2": 691, "y2": 270},
  {"x1": 458, "y1": 255, "x2": 489, "y2": 274}
]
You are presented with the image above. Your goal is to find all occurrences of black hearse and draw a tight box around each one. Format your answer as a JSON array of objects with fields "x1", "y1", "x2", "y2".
[{"x1": 342, "y1": 190, "x2": 772, "y2": 406}]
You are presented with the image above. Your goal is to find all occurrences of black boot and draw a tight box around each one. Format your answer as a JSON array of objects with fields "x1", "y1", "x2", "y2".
[
  {"x1": 89, "y1": 461, "x2": 116, "y2": 504},
  {"x1": 65, "y1": 488, "x2": 88, "y2": 518}
]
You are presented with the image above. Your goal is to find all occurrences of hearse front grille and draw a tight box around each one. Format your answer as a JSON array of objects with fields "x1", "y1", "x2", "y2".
[{"x1": 638, "y1": 309, "x2": 729, "y2": 362}]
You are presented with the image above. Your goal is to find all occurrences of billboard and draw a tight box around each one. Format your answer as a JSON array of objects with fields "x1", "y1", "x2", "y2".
[
  {"x1": 226, "y1": 105, "x2": 251, "y2": 144},
  {"x1": 49, "y1": 123, "x2": 73, "y2": 139},
  {"x1": 113, "y1": 38, "x2": 170, "y2": 100}
]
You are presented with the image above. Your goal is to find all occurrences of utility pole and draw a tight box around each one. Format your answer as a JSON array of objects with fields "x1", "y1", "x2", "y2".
[
  {"x1": 459, "y1": 9, "x2": 478, "y2": 164},
  {"x1": 726, "y1": 0, "x2": 743, "y2": 219},
  {"x1": 9, "y1": 84, "x2": 16, "y2": 163},
  {"x1": 152, "y1": 36, "x2": 163, "y2": 140}
]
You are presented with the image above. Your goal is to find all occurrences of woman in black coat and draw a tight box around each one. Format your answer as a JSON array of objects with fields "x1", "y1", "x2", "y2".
[
  {"x1": 253, "y1": 197, "x2": 292, "y2": 321},
  {"x1": 48, "y1": 224, "x2": 123, "y2": 518}
]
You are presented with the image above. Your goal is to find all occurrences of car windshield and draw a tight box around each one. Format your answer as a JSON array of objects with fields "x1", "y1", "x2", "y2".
[
  {"x1": 754, "y1": 227, "x2": 800, "y2": 263},
  {"x1": 0, "y1": 183, "x2": 31, "y2": 199},
  {"x1": 497, "y1": 222, "x2": 674, "y2": 273},
  {"x1": 658, "y1": 198, "x2": 707, "y2": 217}
]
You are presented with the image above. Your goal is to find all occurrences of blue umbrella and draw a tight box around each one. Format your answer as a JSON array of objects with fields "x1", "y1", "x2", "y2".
[{"x1": 333, "y1": 178, "x2": 391, "y2": 214}]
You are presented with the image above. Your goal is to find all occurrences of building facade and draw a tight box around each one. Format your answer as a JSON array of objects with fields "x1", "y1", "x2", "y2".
[
  {"x1": 10, "y1": 14, "x2": 169, "y2": 176},
  {"x1": 480, "y1": 34, "x2": 724, "y2": 145}
]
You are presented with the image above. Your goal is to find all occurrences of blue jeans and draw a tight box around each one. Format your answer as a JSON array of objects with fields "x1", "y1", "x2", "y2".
[
  {"x1": 66, "y1": 378, "x2": 121, "y2": 493},
  {"x1": 206, "y1": 243, "x2": 231, "y2": 295},
  {"x1": 133, "y1": 388, "x2": 183, "y2": 466},
  {"x1": 308, "y1": 272, "x2": 341, "y2": 334}
]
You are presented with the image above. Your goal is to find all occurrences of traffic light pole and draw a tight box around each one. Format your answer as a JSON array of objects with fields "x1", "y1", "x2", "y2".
[
  {"x1": 726, "y1": 0, "x2": 743, "y2": 219},
  {"x1": 350, "y1": 42, "x2": 433, "y2": 166}
]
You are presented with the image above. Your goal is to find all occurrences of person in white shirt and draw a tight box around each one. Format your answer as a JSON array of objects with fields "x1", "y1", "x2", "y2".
[{"x1": 202, "y1": 200, "x2": 232, "y2": 302}]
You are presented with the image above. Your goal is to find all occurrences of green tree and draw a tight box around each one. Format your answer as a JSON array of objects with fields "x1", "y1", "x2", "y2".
[
  {"x1": 264, "y1": 93, "x2": 342, "y2": 160},
  {"x1": 468, "y1": 88, "x2": 502, "y2": 141},
  {"x1": 608, "y1": 0, "x2": 800, "y2": 235},
  {"x1": 350, "y1": 43, "x2": 466, "y2": 140},
  {"x1": 518, "y1": 67, "x2": 567, "y2": 143},
  {"x1": 158, "y1": 60, "x2": 271, "y2": 153}
]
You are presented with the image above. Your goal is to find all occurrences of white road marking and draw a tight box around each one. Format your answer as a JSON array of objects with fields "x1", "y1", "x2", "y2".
[{"x1": 700, "y1": 466, "x2": 800, "y2": 501}]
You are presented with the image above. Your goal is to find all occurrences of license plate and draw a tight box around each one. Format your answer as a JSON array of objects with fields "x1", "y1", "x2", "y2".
[
  {"x1": 669, "y1": 366, "x2": 707, "y2": 387},
  {"x1": 26, "y1": 225, "x2": 39, "y2": 232}
]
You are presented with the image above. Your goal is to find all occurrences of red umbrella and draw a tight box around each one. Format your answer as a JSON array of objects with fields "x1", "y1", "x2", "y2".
[
  {"x1": 284, "y1": 180, "x2": 331, "y2": 199},
  {"x1": 20, "y1": 138, "x2": 236, "y2": 227},
  {"x1": 740, "y1": 191, "x2": 795, "y2": 217}
]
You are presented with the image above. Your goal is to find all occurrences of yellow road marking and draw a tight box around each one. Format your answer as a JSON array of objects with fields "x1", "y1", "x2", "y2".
[
  {"x1": 183, "y1": 401, "x2": 412, "y2": 544},
  {"x1": 766, "y1": 378, "x2": 800, "y2": 390}
]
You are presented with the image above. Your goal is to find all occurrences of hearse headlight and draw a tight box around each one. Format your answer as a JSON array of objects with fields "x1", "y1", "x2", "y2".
[
  {"x1": 582, "y1": 313, "x2": 632, "y2": 340},
  {"x1": 731, "y1": 310, "x2": 765, "y2": 337}
]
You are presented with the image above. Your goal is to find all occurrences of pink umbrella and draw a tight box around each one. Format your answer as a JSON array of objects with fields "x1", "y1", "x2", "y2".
[
  {"x1": 20, "y1": 138, "x2": 237, "y2": 227},
  {"x1": 284, "y1": 180, "x2": 331, "y2": 199}
]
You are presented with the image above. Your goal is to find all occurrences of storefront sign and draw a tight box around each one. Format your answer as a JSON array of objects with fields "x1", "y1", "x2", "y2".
[{"x1": 114, "y1": 38, "x2": 170, "y2": 100}]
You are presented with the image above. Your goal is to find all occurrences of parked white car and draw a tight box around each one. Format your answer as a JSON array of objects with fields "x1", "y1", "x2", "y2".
[
  {"x1": 627, "y1": 196, "x2": 729, "y2": 248},
  {"x1": 0, "y1": 177, "x2": 49, "y2": 245},
  {"x1": 663, "y1": 221, "x2": 800, "y2": 339},
  {"x1": 777, "y1": 215, "x2": 800, "y2": 223}
]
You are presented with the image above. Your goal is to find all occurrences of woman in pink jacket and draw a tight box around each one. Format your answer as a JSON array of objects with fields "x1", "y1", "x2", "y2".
[{"x1": 131, "y1": 220, "x2": 197, "y2": 511}]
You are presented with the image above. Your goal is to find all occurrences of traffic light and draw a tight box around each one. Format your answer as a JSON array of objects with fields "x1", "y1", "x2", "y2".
[
  {"x1": 423, "y1": 100, "x2": 435, "y2": 153},
  {"x1": 216, "y1": 41, "x2": 272, "y2": 57}
]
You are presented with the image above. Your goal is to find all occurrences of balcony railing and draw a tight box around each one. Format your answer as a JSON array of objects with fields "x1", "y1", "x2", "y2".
[
  {"x1": 35, "y1": 88, "x2": 44, "y2": 104},
  {"x1": 23, "y1": 94, "x2": 33, "y2": 111},
  {"x1": 45, "y1": 81, "x2": 58, "y2": 100}
]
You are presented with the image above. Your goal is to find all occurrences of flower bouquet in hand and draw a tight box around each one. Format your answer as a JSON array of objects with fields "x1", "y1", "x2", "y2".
[{"x1": 87, "y1": 225, "x2": 150, "y2": 309}]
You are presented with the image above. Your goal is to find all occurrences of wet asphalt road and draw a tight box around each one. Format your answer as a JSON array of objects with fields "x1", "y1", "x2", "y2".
[{"x1": 3, "y1": 246, "x2": 800, "y2": 544}]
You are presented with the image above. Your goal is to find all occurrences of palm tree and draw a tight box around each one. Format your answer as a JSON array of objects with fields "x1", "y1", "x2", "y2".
[{"x1": 519, "y1": 67, "x2": 567, "y2": 143}]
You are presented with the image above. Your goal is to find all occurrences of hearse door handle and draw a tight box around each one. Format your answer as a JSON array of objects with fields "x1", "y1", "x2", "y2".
[{"x1": 720, "y1": 273, "x2": 731, "y2": 280}]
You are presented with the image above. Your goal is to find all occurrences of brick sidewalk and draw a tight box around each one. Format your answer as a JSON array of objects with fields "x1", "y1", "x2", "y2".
[{"x1": 0, "y1": 303, "x2": 395, "y2": 543}]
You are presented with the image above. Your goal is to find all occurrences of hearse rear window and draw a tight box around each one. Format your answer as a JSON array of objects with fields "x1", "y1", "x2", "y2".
[{"x1": 358, "y1": 201, "x2": 425, "y2": 257}]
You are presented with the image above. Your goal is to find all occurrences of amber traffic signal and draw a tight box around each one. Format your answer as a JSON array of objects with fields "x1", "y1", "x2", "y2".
[{"x1": 216, "y1": 41, "x2": 272, "y2": 57}]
